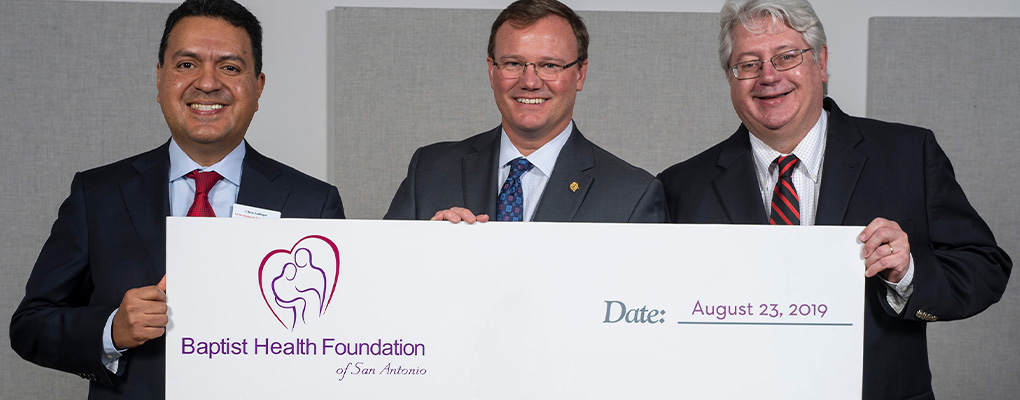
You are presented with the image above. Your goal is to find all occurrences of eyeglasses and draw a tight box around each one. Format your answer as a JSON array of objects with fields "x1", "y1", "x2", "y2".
[
  {"x1": 492, "y1": 58, "x2": 582, "y2": 80},
  {"x1": 729, "y1": 48, "x2": 813, "y2": 80}
]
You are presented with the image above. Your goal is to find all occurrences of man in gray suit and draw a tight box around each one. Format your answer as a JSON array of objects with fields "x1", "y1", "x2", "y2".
[{"x1": 385, "y1": 0, "x2": 665, "y2": 223}]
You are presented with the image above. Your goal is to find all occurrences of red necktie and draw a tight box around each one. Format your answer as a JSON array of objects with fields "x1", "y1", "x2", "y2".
[
  {"x1": 185, "y1": 170, "x2": 222, "y2": 217},
  {"x1": 769, "y1": 155, "x2": 800, "y2": 225}
]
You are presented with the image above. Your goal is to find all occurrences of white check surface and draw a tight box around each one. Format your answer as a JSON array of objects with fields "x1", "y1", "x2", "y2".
[{"x1": 166, "y1": 219, "x2": 864, "y2": 399}]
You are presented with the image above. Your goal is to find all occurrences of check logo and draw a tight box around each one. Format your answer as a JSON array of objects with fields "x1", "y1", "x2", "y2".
[{"x1": 258, "y1": 235, "x2": 340, "y2": 331}]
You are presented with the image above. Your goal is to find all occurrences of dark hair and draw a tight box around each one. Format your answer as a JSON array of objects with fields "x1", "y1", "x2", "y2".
[
  {"x1": 158, "y1": 0, "x2": 263, "y2": 75},
  {"x1": 488, "y1": 0, "x2": 589, "y2": 62}
]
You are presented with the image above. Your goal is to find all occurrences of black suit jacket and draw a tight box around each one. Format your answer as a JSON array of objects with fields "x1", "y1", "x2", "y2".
[
  {"x1": 658, "y1": 98, "x2": 1011, "y2": 400},
  {"x1": 384, "y1": 125, "x2": 666, "y2": 222},
  {"x1": 10, "y1": 141, "x2": 344, "y2": 399}
]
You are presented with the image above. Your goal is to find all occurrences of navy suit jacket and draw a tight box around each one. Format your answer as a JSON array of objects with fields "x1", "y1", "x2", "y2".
[
  {"x1": 10, "y1": 141, "x2": 344, "y2": 399},
  {"x1": 384, "y1": 125, "x2": 666, "y2": 222},
  {"x1": 657, "y1": 98, "x2": 1011, "y2": 400}
]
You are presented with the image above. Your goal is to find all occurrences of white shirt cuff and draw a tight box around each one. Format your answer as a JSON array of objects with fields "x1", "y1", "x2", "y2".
[{"x1": 881, "y1": 253, "x2": 915, "y2": 314}]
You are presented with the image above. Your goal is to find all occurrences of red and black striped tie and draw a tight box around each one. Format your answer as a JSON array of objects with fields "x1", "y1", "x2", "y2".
[{"x1": 769, "y1": 155, "x2": 800, "y2": 225}]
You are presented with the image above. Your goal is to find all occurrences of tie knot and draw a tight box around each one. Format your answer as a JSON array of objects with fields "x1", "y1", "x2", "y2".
[
  {"x1": 774, "y1": 155, "x2": 799, "y2": 178},
  {"x1": 186, "y1": 170, "x2": 222, "y2": 194},
  {"x1": 508, "y1": 157, "x2": 534, "y2": 177}
]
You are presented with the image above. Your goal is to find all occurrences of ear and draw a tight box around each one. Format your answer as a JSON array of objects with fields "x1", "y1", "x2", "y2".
[
  {"x1": 487, "y1": 57, "x2": 497, "y2": 90},
  {"x1": 156, "y1": 63, "x2": 163, "y2": 104},
  {"x1": 255, "y1": 72, "x2": 266, "y2": 111},
  {"x1": 575, "y1": 59, "x2": 588, "y2": 91},
  {"x1": 817, "y1": 45, "x2": 828, "y2": 84}
]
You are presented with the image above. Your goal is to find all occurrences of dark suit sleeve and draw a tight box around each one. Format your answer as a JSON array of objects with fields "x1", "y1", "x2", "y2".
[
  {"x1": 627, "y1": 178, "x2": 668, "y2": 223},
  {"x1": 384, "y1": 147, "x2": 423, "y2": 220},
  {"x1": 901, "y1": 131, "x2": 1011, "y2": 321},
  {"x1": 322, "y1": 185, "x2": 345, "y2": 219},
  {"x1": 10, "y1": 172, "x2": 117, "y2": 386}
]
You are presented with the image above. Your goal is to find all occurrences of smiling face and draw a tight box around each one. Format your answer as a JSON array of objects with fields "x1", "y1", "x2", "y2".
[
  {"x1": 488, "y1": 15, "x2": 586, "y2": 153},
  {"x1": 157, "y1": 16, "x2": 265, "y2": 166},
  {"x1": 727, "y1": 18, "x2": 827, "y2": 153}
]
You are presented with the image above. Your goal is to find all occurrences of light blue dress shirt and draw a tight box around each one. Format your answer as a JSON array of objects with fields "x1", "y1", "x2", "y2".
[
  {"x1": 496, "y1": 121, "x2": 573, "y2": 222},
  {"x1": 168, "y1": 139, "x2": 244, "y2": 218}
]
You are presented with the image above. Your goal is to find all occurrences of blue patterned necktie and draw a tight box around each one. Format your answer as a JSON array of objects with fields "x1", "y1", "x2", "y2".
[{"x1": 496, "y1": 157, "x2": 534, "y2": 222}]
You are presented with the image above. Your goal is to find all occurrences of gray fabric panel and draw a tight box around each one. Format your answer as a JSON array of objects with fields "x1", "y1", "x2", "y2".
[
  {"x1": 330, "y1": 7, "x2": 502, "y2": 219},
  {"x1": 330, "y1": 8, "x2": 734, "y2": 218},
  {"x1": 0, "y1": 0, "x2": 176, "y2": 397},
  {"x1": 868, "y1": 17, "x2": 1020, "y2": 398},
  {"x1": 574, "y1": 11, "x2": 734, "y2": 180}
]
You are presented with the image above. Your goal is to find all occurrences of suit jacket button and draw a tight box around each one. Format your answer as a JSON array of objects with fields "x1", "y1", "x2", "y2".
[{"x1": 915, "y1": 310, "x2": 937, "y2": 322}]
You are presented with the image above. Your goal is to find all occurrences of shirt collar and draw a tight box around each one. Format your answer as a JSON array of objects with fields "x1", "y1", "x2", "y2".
[
  {"x1": 748, "y1": 110, "x2": 827, "y2": 182},
  {"x1": 498, "y1": 120, "x2": 574, "y2": 177},
  {"x1": 168, "y1": 138, "x2": 246, "y2": 186}
]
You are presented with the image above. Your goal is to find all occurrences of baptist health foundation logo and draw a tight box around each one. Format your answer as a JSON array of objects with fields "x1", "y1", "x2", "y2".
[{"x1": 258, "y1": 235, "x2": 340, "y2": 331}]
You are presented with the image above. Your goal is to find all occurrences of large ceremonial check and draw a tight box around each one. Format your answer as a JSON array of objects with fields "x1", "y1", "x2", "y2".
[{"x1": 166, "y1": 219, "x2": 864, "y2": 399}]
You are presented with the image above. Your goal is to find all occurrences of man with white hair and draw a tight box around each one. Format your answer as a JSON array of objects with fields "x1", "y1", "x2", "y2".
[{"x1": 657, "y1": 0, "x2": 1011, "y2": 398}]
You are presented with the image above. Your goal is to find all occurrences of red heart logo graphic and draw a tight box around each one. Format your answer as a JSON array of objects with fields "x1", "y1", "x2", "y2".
[{"x1": 258, "y1": 235, "x2": 340, "y2": 331}]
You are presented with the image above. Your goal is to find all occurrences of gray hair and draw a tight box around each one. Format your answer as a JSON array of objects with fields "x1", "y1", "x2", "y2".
[{"x1": 718, "y1": 0, "x2": 826, "y2": 72}]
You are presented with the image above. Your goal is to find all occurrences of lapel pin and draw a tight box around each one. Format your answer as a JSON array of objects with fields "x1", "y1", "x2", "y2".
[{"x1": 569, "y1": 182, "x2": 579, "y2": 192}]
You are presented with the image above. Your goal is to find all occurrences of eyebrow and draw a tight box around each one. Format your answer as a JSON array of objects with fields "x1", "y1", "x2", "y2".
[
  {"x1": 734, "y1": 44, "x2": 800, "y2": 61},
  {"x1": 496, "y1": 55, "x2": 569, "y2": 63},
  {"x1": 170, "y1": 50, "x2": 248, "y2": 66}
]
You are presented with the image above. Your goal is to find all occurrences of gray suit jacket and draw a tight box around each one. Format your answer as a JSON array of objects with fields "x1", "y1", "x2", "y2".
[
  {"x1": 10, "y1": 141, "x2": 344, "y2": 399},
  {"x1": 384, "y1": 125, "x2": 665, "y2": 222}
]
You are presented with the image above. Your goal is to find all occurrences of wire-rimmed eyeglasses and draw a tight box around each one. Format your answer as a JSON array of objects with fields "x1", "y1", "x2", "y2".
[{"x1": 729, "y1": 48, "x2": 813, "y2": 80}]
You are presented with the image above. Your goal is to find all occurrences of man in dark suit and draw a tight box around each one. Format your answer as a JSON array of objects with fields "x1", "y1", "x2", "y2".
[
  {"x1": 385, "y1": 0, "x2": 665, "y2": 223},
  {"x1": 9, "y1": 1, "x2": 344, "y2": 398},
  {"x1": 657, "y1": 1, "x2": 1010, "y2": 399}
]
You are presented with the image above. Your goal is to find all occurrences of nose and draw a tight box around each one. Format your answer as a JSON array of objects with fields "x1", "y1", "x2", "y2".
[
  {"x1": 518, "y1": 63, "x2": 544, "y2": 89},
  {"x1": 758, "y1": 61, "x2": 781, "y2": 83},
  {"x1": 193, "y1": 64, "x2": 223, "y2": 92}
]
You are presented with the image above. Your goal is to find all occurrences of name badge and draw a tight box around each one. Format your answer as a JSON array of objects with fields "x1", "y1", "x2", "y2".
[{"x1": 231, "y1": 203, "x2": 281, "y2": 219}]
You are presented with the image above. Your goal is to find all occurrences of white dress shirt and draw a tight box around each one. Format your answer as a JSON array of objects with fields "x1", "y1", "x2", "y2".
[
  {"x1": 747, "y1": 111, "x2": 914, "y2": 313},
  {"x1": 749, "y1": 111, "x2": 826, "y2": 226}
]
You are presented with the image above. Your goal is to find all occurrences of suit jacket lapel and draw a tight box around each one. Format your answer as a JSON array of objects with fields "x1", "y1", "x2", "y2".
[
  {"x1": 236, "y1": 143, "x2": 290, "y2": 213},
  {"x1": 462, "y1": 127, "x2": 500, "y2": 217},
  {"x1": 121, "y1": 142, "x2": 171, "y2": 270},
  {"x1": 816, "y1": 98, "x2": 867, "y2": 225},
  {"x1": 532, "y1": 125, "x2": 594, "y2": 222},
  {"x1": 713, "y1": 129, "x2": 770, "y2": 224}
]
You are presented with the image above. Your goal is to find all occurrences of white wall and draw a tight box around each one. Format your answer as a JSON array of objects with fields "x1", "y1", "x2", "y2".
[{"x1": 71, "y1": 0, "x2": 1020, "y2": 181}]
